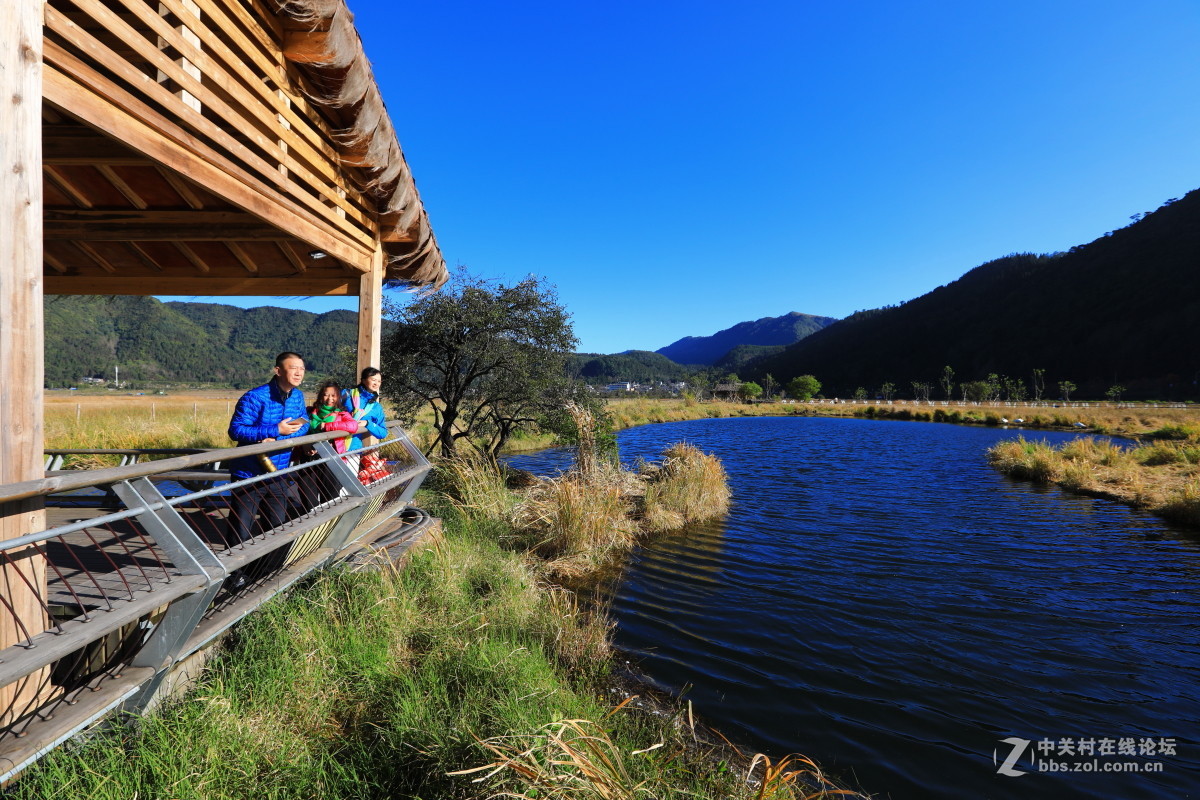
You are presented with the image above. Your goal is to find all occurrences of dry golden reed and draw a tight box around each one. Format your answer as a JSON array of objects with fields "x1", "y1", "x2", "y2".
[{"x1": 989, "y1": 436, "x2": 1200, "y2": 527}]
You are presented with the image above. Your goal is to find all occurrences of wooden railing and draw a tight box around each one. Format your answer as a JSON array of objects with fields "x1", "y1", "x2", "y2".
[{"x1": 0, "y1": 423, "x2": 430, "y2": 783}]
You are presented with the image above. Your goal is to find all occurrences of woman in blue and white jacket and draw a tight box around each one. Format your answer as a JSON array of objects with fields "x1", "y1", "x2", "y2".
[{"x1": 341, "y1": 367, "x2": 388, "y2": 451}]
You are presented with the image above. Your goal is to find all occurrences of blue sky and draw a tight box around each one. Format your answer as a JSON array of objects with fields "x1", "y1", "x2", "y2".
[{"x1": 160, "y1": 0, "x2": 1200, "y2": 354}]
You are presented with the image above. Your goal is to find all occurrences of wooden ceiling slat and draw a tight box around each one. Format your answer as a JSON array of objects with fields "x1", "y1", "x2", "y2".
[
  {"x1": 277, "y1": 242, "x2": 309, "y2": 274},
  {"x1": 225, "y1": 242, "x2": 259, "y2": 274},
  {"x1": 74, "y1": 241, "x2": 119, "y2": 273},
  {"x1": 44, "y1": 276, "x2": 357, "y2": 296},
  {"x1": 173, "y1": 242, "x2": 212, "y2": 273},
  {"x1": 99, "y1": 166, "x2": 185, "y2": 208},
  {"x1": 42, "y1": 173, "x2": 78, "y2": 207},
  {"x1": 128, "y1": 241, "x2": 191, "y2": 271},
  {"x1": 232, "y1": 240, "x2": 299, "y2": 277},
  {"x1": 44, "y1": 166, "x2": 95, "y2": 208},
  {"x1": 42, "y1": 250, "x2": 70, "y2": 274},
  {"x1": 42, "y1": 60, "x2": 373, "y2": 269},
  {"x1": 45, "y1": 209, "x2": 295, "y2": 241},
  {"x1": 155, "y1": 167, "x2": 207, "y2": 210},
  {"x1": 96, "y1": 165, "x2": 148, "y2": 209}
]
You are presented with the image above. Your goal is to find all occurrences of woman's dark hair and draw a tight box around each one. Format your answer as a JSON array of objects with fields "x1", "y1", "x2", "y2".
[
  {"x1": 360, "y1": 367, "x2": 381, "y2": 382},
  {"x1": 314, "y1": 380, "x2": 342, "y2": 405}
]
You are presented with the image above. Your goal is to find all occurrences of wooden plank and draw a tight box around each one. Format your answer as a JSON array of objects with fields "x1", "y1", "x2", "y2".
[
  {"x1": 44, "y1": 209, "x2": 293, "y2": 241},
  {"x1": 0, "y1": 0, "x2": 50, "y2": 723},
  {"x1": 42, "y1": 63, "x2": 372, "y2": 270},
  {"x1": 44, "y1": 8, "x2": 376, "y2": 249},
  {"x1": 42, "y1": 166, "x2": 94, "y2": 209},
  {"x1": 44, "y1": 277, "x2": 356, "y2": 296},
  {"x1": 155, "y1": 167, "x2": 206, "y2": 210},
  {"x1": 43, "y1": 125, "x2": 150, "y2": 165},
  {"x1": 70, "y1": 0, "x2": 373, "y2": 229},
  {"x1": 139, "y1": 0, "x2": 367, "y2": 209},
  {"x1": 102, "y1": 165, "x2": 196, "y2": 208},
  {"x1": 139, "y1": 0, "x2": 373, "y2": 221},
  {"x1": 357, "y1": 244, "x2": 385, "y2": 375},
  {"x1": 278, "y1": 242, "x2": 309, "y2": 274},
  {"x1": 74, "y1": 242, "x2": 119, "y2": 274},
  {"x1": 173, "y1": 242, "x2": 211, "y2": 273},
  {"x1": 225, "y1": 242, "x2": 259, "y2": 274},
  {"x1": 96, "y1": 165, "x2": 149, "y2": 209}
]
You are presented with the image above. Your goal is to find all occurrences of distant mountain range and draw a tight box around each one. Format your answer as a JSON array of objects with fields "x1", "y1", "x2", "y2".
[
  {"x1": 45, "y1": 297, "x2": 358, "y2": 387},
  {"x1": 46, "y1": 187, "x2": 1200, "y2": 398},
  {"x1": 746, "y1": 189, "x2": 1200, "y2": 399},
  {"x1": 655, "y1": 311, "x2": 837, "y2": 366}
]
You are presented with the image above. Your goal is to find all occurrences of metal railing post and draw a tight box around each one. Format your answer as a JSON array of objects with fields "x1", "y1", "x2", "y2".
[
  {"x1": 108, "y1": 479, "x2": 225, "y2": 714},
  {"x1": 312, "y1": 441, "x2": 373, "y2": 557}
]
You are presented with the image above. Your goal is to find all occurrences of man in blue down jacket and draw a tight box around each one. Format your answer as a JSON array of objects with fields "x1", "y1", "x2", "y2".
[{"x1": 225, "y1": 352, "x2": 309, "y2": 546}]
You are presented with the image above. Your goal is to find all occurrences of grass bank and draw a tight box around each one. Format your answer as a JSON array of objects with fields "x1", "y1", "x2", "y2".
[
  {"x1": 988, "y1": 435, "x2": 1200, "y2": 527},
  {"x1": 12, "y1": 447, "x2": 862, "y2": 799},
  {"x1": 605, "y1": 397, "x2": 1200, "y2": 439}
]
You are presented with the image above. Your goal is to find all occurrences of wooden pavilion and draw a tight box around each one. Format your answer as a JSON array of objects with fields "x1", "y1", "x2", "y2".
[{"x1": 1, "y1": 0, "x2": 447, "y2": 705}]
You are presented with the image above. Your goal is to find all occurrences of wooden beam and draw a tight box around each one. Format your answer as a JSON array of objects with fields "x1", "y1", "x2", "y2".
[
  {"x1": 357, "y1": 243, "x2": 385, "y2": 375},
  {"x1": 278, "y1": 242, "x2": 308, "y2": 274},
  {"x1": 43, "y1": 125, "x2": 150, "y2": 165},
  {"x1": 74, "y1": 241, "x2": 120, "y2": 274},
  {"x1": 96, "y1": 165, "x2": 149, "y2": 209},
  {"x1": 44, "y1": 276, "x2": 356, "y2": 296},
  {"x1": 42, "y1": 59, "x2": 373, "y2": 269},
  {"x1": 225, "y1": 242, "x2": 259, "y2": 274},
  {"x1": 155, "y1": 167, "x2": 205, "y2": 209},
  {"x1": 173, "y1": 242, "x2": 211, "y2": 273},
  {"x1": 0, "y1": 0, "x2": 50, "y2": 718},
  {"x1": 43, "y1": 166, "x2": 94, "y2": 209},
  {"x1": 43, "y1": 209, "x2": 295, "y2": 241}
]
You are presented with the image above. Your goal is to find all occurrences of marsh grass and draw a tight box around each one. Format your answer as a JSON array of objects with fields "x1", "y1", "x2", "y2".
[
  {"x1": 989, "y1": 436, "x2": 1200, "y2": 527},
  {"x1": 10, "y1": 488, "x2": 861, "y2": 800},
  {"x1": 641, "y1": 443, "x2": 732, "y2": 532}
]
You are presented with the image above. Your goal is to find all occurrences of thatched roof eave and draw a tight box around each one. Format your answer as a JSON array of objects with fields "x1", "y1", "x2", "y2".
[{"x1": 271, "y1": 0, "x2": 447, "y2": 289}]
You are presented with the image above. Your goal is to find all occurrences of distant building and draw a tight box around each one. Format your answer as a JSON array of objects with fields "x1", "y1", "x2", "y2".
[
  {"x1": 604, "y1": 382, "x2": 634, "y2": 392},
  {"x1": 713, "y1": 382, "x2": 743, "y2": 401}
]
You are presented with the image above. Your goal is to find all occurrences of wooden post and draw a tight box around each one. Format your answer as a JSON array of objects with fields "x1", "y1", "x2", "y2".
[
  {"x1": 0, "y1": 0, "x2": 50, "y2": 722},
  {"x1": 356, "y1": 243, "x2": 385, "y2": 376}
]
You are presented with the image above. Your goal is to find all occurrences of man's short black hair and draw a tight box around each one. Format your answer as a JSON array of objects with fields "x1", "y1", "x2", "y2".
[
  {"x1": 276, "y1": 352, "x2": 304, "y2": 368},
  {"x1": 360, "y1": 366, "x2": 381, "y2": 382}
]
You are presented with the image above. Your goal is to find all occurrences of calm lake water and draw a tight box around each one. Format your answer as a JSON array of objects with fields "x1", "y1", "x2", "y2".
[{"x1": 507, "y1": 416, "x2": 1199, "y2": 799}]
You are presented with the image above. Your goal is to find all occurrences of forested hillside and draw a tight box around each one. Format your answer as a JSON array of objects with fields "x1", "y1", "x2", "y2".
[
  {"x1": 748, "y1": 190, "x2": 1200, "y2": 399},
  {"x1": 568, "y1": 350, "x2": 692, "y2": 382},
  {"x1": 656, "y1": 311, "x2": 836, "y2": 366},
  {"x1": 44, "y1": 297, "x2": 357, "y2": 387}
]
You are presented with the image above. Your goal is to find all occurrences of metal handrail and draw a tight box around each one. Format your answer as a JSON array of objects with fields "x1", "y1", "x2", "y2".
[
  {"x1": 8, "y1": 430, "x2": 355, "y2": 505},
  {"x1": 0, "y1": 421, "x2": 432, "y2": 782}
]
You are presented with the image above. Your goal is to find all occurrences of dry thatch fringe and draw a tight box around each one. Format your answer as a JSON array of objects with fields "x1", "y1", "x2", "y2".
[
  {"x1": 542, "y1": 585, "x2": 614, "y2": 670},
  {"x1": 449, "y1": 718, "x2": 653, "y2": 799},
  {"x1": 564, "y1": 401, "x2": 600, "y2": 481},
  {"x1": 513, "y1": 469, "x2": 639, "y2": 579},
  {"x1": 641, "y1": 443, "x2": 732, "y2": 533},
  {"x1": 436, "y1": 455, "x2": 520, "y2": 523},
  {"x1": 451, "y1": 717, "x2": 863, "y2": 800}
]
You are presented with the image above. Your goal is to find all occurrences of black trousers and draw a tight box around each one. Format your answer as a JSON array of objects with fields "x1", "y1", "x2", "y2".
[{"x1": 225, "y1": 476, "x2": 298, "y2": 545}]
